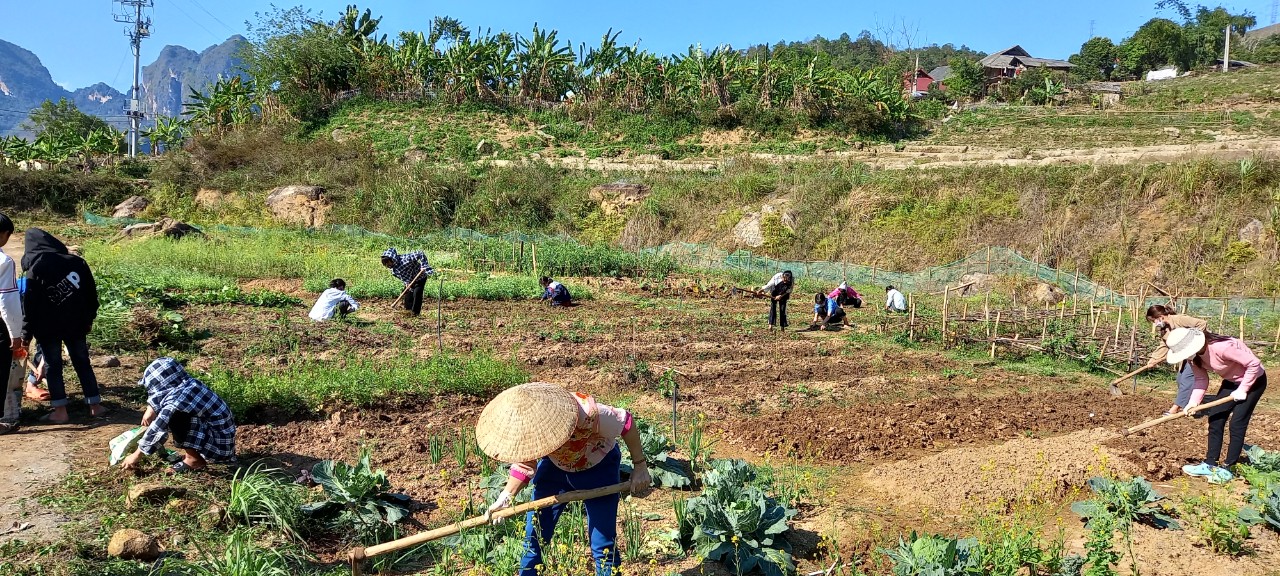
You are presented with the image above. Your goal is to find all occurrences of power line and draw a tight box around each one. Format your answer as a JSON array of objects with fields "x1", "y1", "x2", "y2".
[
  {"x1": 167, "y1": 0, "x2": 220, "y2": 41},
  {"x1": 182, "y1": 0, "x2": 237, "y2": 35}
]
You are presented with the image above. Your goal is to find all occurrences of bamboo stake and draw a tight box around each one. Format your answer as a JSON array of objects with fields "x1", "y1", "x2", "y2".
[
  {"x1": 986, "y1": 246, "x2": 992, "y2": 274},
  {"x1": 942, "y1": 287, "x2": 950, "y2": 347},
  {"x1": 531, "y1": 243, "x2": 538, "y2": 278},
  {"x1": 908, "y1": 298, "x2": 916, "y2": 342},
  {"x1": 1240, "y1": 315, "x2": 1246, "y2": 341},
  {"x1": 990, "y1": 311, "x2": 1001, "y2": 358},
  {"x1": 1273, "y1": 320, "x2": 1280, "y2": 350},
  {"x1": 1220, "y1": 299, "x2": 1227, "y2": 332},
  {"x1": 1114, "y1": 306, "x2": 1123, "y2": 343}
]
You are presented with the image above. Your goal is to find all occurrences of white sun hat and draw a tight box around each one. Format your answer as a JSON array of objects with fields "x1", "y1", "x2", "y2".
[
  {"x1": 1164, "y1": 327, "x2": 1207, "y2": 364},
  {"x1": 475, "y1": 382, "x2": 579, "y2": 463}
]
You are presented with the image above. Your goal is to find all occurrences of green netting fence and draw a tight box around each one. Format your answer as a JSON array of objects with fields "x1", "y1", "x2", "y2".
[{"x1": 84, "y1": 212, "x2": 1280, "y2": 321}]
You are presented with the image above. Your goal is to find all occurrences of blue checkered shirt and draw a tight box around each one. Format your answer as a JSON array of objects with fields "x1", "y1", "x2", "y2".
[
  {"x1": 383, "y1": 248, "x2": 434, "y2": 285},
  {"x1": 139, "y1": 359, "x2": 236, "y2": 461}
]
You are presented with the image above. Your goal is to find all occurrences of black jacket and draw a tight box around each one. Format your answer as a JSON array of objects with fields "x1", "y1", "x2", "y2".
[{"x1": 21, "y1": 228, "x2": 98, "y2": 339}]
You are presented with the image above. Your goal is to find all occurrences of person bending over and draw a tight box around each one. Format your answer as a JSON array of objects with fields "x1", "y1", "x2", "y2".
[{"x1": 309, "y1": 278, "x2": 360, "y2": 321}]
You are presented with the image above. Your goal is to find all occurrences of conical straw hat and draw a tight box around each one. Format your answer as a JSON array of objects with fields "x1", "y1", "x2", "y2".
[{"x1": 476, "y1": 382, "x2": 579, "y2": 463}]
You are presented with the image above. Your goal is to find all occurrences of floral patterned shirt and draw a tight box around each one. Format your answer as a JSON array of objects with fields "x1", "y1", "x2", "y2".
[{"x1": 510, "y1": 393, "x2": 631, "y2": 479}]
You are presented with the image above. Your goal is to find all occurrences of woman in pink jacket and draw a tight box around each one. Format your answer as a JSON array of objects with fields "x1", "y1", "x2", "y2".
[{"x1": 1163, "y1": 327, "x2": 1267, "y2": 484}]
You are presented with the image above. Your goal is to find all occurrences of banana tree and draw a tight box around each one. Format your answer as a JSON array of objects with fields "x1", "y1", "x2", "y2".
[{"x1": 516, "y1": 24, "x2": 574, "y2": 102}]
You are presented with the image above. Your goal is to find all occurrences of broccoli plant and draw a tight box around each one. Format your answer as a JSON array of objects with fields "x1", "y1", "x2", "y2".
[
  {"x1": 1071, "y1": 477, "x2": 1180, "y2": 530},
  {"x1": 301, "y1": 449, "x2": 410, "y2": 540},
  {"x1": 880, "y1": 532, "x2": 981, "y2": 576}
]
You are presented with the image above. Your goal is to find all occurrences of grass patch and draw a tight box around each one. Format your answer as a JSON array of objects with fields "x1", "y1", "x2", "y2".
[{"x1": 205, "y1": 353, "x2": 527, "y2": 418}]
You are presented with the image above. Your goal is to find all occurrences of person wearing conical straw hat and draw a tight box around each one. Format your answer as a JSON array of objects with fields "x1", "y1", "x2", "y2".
[
  {"x1": 477, "y1": 382, "x2": 652, "y2": 576},
  {"x1": 1164, "y1": 327, "x2": 1267, "y2": 484}
]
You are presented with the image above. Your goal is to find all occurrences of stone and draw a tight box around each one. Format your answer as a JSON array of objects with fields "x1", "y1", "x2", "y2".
[
  {"x1": 90, "y1": 355, "x2": 121, "y2": 368},
  {"x1": 331, "y1": 128, "x2": 354, "y2": 143},
  {"x1": 1032, "y1": 283, "x2": 1066, "y2": 305},
  {"x1": 956, "y1": 273, "x2": 998, "y2": 296},
  {"x1": 127, "y1": 482, "x2": 187, "y2": 507},
  {"x1": 732, "y1": 212, "x2": 765, "y2": 248},
  {"x1": 194, "y1": 188, "x2": 227, "y2": 209},
  {"x1": 17, "y1": 159, "x2": 50, "y2": 172},
  {"x1": 403, "y1": 149, "x2": 430, "y2": 164},
  {"x1": 588, "y1": 182, "x2": 651, "y2": 215},
  {"x1": 265, "y1": 185, "x2": 330, "y2": 228},
  {"x1": 199, "y1": 505, "x2": 226, "y2": 530},
  {"x1": 1162, "y1": 127, "x2": 1182, "y2": 138},
  {"x1": 476, "y1": 139, "x2": 495, "y2": 156},
  {"x1": 1240, "y1": 218, "x2": 1265, "y2": 245},
  {"x1": 120, "y1": 218, "x2": 205, "y2": 240},
  {"x1": 112, "y1": 196, "x2": 150, "y2": 218},
  {"x1": 107, "y1": 529, "x2": 160, "y2": 561}
]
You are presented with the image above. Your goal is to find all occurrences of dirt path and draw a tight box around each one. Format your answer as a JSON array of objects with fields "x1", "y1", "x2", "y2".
[
  {"x1": 0, "y1": 427, "x2": 72, "y2": 543},
  {"x1": 482, "y1": 135, "x2": 1280, "y2": 172}
]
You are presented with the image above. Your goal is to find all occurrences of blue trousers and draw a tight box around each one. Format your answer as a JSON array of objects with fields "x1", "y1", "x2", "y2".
[
  {"x1": 519, "y1": 446, "x2": 621, "y2": 576},
  {"x1": 1174, "y1": 361, "x2": 1195, "y2": 408}
]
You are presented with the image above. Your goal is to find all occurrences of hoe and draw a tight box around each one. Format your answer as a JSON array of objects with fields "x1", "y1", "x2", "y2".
[
  {"x1": 346, "y1": 481, "x2": 631, "y2": 576},
  {"x1": 1121, "y1": 395, "x2": 1235, "y2": 436}
]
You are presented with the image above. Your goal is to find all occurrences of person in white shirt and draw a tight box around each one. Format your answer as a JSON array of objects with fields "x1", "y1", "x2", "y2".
[
  {"x1": 309, "y1": 279, "x2": 360, "y2": 321},
  {"x1": 759, "y1": 270, "x2": 794, "y2": 330},
  {"x1": 885, "y1": 285, "x2": 907, "y2": 313},
  {"x1": 0, "y1": 214, "x2": 24, "y2": 434}
]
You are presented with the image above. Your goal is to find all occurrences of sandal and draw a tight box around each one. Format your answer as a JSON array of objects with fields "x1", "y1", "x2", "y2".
[
  {"x1": 169, "y1": 461, "x2": 208, "y2": 474},
  {"x1": 24, "y1": 385, "x2": 50, "y2": 402},
  {"x1": 0, "y1": 422, "x2": 18, "y2": 435}
]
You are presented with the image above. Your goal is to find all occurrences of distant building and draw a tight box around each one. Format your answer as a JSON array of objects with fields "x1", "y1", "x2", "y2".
[
  {"x1": 979, "y1": 45, "x2": 1074, "y2": 81},
  {"x1": 902, "y1": 69, "x2": 939, "y2": 97}
]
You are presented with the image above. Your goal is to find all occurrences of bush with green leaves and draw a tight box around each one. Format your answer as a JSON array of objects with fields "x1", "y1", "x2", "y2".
[
  {"x1": 668, "y1": 459, "x2": 796, "y2": 576},
  {"x1": 226, "y1": 465, "x2": 307, "y2": 540},
  {"x1": 620, "y1": 420, "x2": 693, "y2": 489},
  {"x1": 1071, "y1": 477, "x2": 1180, "y2": 530},
  {"x1": 881, "y1": 532, "x2": 981, "y2": 576},
  {"x1": 302, "y1": 449, "x2": 410, "y2": 544}
]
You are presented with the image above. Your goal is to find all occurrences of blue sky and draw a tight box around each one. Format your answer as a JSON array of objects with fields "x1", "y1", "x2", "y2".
[{"x1": 3, "y1": 0, "x2": 1275, "y2": 92}]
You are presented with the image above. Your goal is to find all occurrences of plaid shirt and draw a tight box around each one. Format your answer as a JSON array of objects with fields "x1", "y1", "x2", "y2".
[
  {"x1": 382, "y1": 247, "x2": 434, "y2": 285},
  {"x1": 138, "y1": 358, "x2": 236, "y2": 462}
]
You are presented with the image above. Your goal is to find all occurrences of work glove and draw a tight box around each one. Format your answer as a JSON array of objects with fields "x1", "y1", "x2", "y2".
[
  {"x1": 1184, "y1": 398, "x2": 1202, "y2": 415},
  {"x1": 1231, "y1": 388, "x2": 1249, "y2": 402},
  {"x1": 485, "y1": 490, "x2": 513, "y2": 525}
]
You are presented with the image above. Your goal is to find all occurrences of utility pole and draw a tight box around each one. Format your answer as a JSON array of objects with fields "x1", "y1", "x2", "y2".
[
  {"x1": 1089, "y1": 20, "x2": 1096, "y2": 39},
  {"x1": 1223, "y1": 26, "x2": 1231, "y2": 73},
  {"x1": 114, "y1": 0, "x2": 153, "y2": 158},
  {"x1": 1273, "y1": 0, "x2": 1278, "y2": 25}
]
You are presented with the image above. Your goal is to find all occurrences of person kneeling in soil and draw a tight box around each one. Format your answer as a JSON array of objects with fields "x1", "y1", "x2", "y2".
[
  {"x1": 540, "y1": 276, "x2": 572, "y2": 306},
  {"x1": 1164, "y1": 327, "x2": 1267, "y2": 484},
  {"x1": 22, "y1": 228, "x2": 106, "y2": 423},
  {"x1": 885, "y1": 285, "x2": 907, "y2": 313},
  {"x1": 309, "y1": 278, "x2": 360, "y2": 321},
  {"x1": 479, "y1": 382, "x2": 652, "y2": 576},
  {"x1": 811, "y1": 292, "x2": 848, "y2": 330},
  {"x1": 121, "y1": 358, "x2": 236, "y2": 473},
  {"x1": 1143, "y1": 305, "x2": 1208, "y2": 416},
  {"x1": 829, "y1": 282, "x2": 863, "y2": 309},
  {"x1": 381, "y1": 247, "x2": 433, "y2": 316}
]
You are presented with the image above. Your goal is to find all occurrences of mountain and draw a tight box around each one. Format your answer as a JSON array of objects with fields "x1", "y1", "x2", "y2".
[{"x1": 0, "y1": 35, "x2": 245, "y2": 137}]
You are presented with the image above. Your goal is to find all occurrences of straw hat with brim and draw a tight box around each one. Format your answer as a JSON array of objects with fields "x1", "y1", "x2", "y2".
[
  {"x1": 1165, "y1": 327, "x2": 1207, "y2": 364},
  {"x1": 476, "y1": 382, "x2": 579, "y2": 463}
]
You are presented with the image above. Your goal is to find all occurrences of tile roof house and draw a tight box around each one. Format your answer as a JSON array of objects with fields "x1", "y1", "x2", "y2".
[{"x1": 979, "y1": 45, "x2": 1074, "y2": 80}]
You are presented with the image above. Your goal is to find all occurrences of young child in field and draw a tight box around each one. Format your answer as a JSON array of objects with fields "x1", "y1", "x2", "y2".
[
  {"x1": 0, "y1": 213, "x2": 22, "y2": 434},
  {"x1": 308, "y1": 279, "x2": 359, "y2": 321},
  {"x1": 121, "y1": 358, "x2": 236, "y2": 474},
  {"x1": 540, "y1": 276, "x2": 572, "y2": 306}
]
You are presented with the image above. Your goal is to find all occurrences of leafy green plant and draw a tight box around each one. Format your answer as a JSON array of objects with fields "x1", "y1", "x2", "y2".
[
  {"x1": 302, "y1": 449, "x2": 410, "y2": 541},
  {"x1": 880, "y1": 532, "x2": 980, "y2": 576},
  {"x1": 428, "y1": 434, "x2": 445, "y2": 465},
  {"x1": 453, "y1": 430, "x2": 470, "y2": 469},
  {"x1": 657, "y1": 368, "x2": 677, "y2": 398},
  {"x1": 620, "y1": 420, "x2": 693, "y2": 489},
  {"x1": 1245, "y1": 445, "x2": 1280, "y2": 472},
  {"x1": 1182, "y1": 491, "x2": 1253, "y2": 555},
  {"x1": 622, "y1": 503, "x2": 648, "y2": 562},
  {"x1": 226, "y1": 465, "x2": 306, "y2": 540},
  {"x1": 670, "y1": 459, "x2": 797, "y2": 576},
  {"x1": 1071, "y1": 477, "x2": 1180, "y2": 530},
  {"x1": 1082, "y1": 514, "x2": 1120, "y2": 576},
  {"x1": 167, "y1": 528, "x2": 297, "y2": 576}
]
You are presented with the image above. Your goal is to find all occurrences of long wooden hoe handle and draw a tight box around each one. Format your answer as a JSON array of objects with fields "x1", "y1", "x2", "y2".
[
  {"x1": 390, "y1": 270, "x2": 426, "y2": 309},
  {"x1": 1109, "y1": 365, "x2": 1151, "y2": 386},
  {"x1": 347, "y1": 481, "x2": 632, "y2": 575},
  {"x1": 1124, "y1": 396, "x2": 1236, "y2": 435}
]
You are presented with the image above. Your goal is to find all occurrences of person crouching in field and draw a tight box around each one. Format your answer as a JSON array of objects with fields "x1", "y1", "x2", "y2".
[
  {"x1": 885, "y1": 285, "x2": 907, "y2": 313},
  {"x1": 1164, "y1": 327, "x2": 1267, "y2": 484},
  {"x1": 381, "y1": 247, "x2": 433, "y2": 316},
  {"x1": 812, "y1": 292, "x2": 848, "y2": 330},
  {"x1": 540, "y1": 276, "x2": 572, "y2": 306},
  {"x1": 121, "y1": 358, "x2": 236, "y2": 474},
  {"x1": 309, "y1": 279, "x2": 359, "y2": 321},
  {"x1": 829, "y1": 282, "x2": 863, "y2": 309}
]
